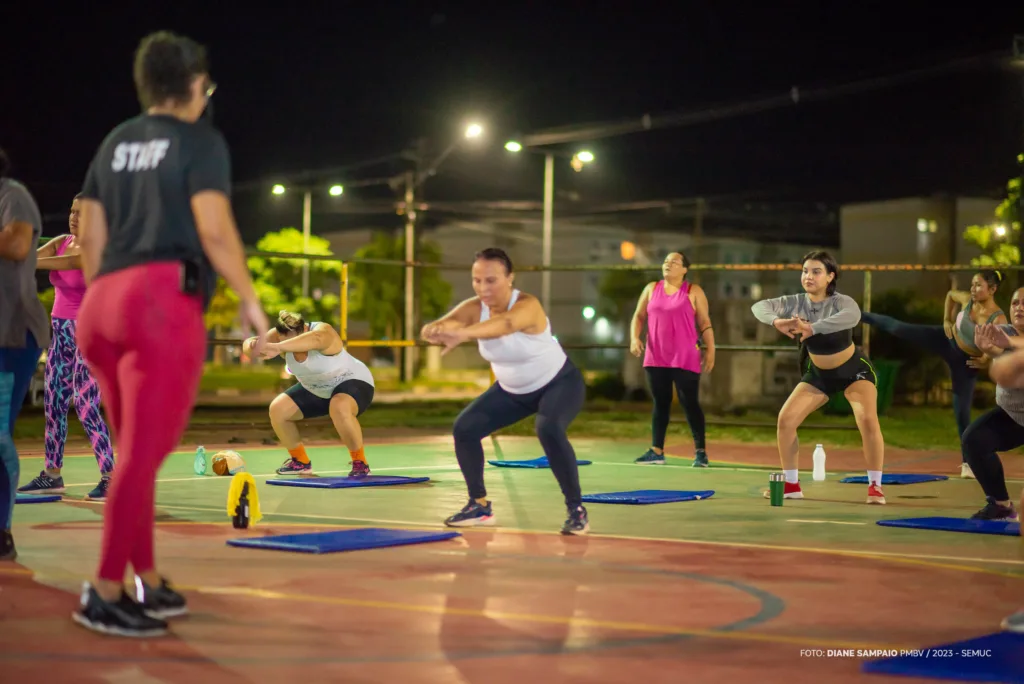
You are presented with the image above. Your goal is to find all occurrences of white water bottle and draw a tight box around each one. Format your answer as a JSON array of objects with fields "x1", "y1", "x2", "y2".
[{"x1": 812, "y1": 444, "x2": 826, "y2": 481}]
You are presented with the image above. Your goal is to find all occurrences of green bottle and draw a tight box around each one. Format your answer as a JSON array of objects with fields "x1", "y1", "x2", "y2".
[{"x1": 769, "y1": 472, "x2": 785, "y2": 507}]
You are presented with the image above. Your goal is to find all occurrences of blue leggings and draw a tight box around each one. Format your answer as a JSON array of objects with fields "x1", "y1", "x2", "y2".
[
  {"x1": 0, "y1": 334, "x2": 41, "y2": 530},
  {"x1": 861, "y1": 312, "x2": 976, "y2": 462}
]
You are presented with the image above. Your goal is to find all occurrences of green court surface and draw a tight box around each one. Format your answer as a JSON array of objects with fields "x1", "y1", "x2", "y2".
[{"x1": 14, "y1": 437, "x2": 1024, "y2": 573}]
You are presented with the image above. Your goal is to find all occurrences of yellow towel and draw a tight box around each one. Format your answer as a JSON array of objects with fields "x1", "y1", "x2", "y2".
[{"x1": 226, "y1": 472, "x2": 262, "y2": 527}]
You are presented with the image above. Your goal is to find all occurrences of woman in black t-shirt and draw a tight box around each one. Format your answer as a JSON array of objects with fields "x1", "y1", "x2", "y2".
[{"x1": 73, "y1": 31, "x2": 268, "y2": 638}]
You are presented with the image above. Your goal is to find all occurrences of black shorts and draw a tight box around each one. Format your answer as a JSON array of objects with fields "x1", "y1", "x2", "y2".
[
  {"x1": 800, "y1": 349, "x2": 877, "y2": 396},
  {"x1": 285, "y1": 379, "x2": 374, "y2": 418}
]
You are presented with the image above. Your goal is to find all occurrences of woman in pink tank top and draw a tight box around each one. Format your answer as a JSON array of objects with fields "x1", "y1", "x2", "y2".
[
  {"x1": 629, "y1": 251, "x2": 716, "y2": 467},
  {"x1": 20, "y1": 194, "x2": 114, "y2": 500}
]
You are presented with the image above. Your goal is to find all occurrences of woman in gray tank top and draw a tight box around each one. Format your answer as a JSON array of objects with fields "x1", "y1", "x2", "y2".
[
  {"x1": 961, "y1": 286, "x2": 1024, "y2": 523},
  {"x1": 978, "y1": 289, "x2": 1024, "y2": 635}
]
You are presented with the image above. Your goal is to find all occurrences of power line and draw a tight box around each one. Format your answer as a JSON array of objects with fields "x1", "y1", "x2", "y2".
[{"x1": 521, "y1": 50, "x2": 1008, "y2": 147}]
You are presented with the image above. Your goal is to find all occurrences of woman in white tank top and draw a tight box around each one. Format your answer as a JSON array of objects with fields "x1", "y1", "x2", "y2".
[
  {"x1": 421, "y1": 247, "x2": 589, "y2": 535},
  {"x1": 242, "y1": 310, "x2": 375, "y2": 478}
]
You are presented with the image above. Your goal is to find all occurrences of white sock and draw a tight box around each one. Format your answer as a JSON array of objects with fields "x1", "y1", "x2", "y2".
[
  {"x1": 784, "y1": 469, "x2": 799, "y2": 484},
  {"x1": 868, "y1": 470, "x2": 882, "y2": 486}
]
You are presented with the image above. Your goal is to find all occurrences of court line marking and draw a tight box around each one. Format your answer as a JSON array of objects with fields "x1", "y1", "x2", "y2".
[
  {"x1": 178, "y1": 583, "x2": 906, "y2": 651},
  {"x1": 56, "y1": 464, "x2": 464, "y2": 489},
  {"x1": 787, "y1": 519, "x2": 868, "y2": 526},
  {"x1": 31, "y1": 502, "x2": 1023, "y2": 576}
]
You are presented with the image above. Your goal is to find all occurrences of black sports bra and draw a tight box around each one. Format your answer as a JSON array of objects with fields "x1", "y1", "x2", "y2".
[{"x1": 803, "y1": 328, "x2": 853, "y2": 355}]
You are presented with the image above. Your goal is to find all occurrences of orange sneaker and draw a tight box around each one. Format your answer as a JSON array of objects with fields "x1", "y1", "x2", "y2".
[{"x1": 867, "y1": 483, "x2": 886, "y2": 504}]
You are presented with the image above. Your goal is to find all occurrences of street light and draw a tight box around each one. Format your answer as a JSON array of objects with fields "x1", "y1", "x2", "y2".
[
  {"x1": 504, "y1": 143, "x2": 596, "y2": 312},
  {"x1": 465, "y1": 123, "x2": 483, "y2": 139},
  {"x1": 271, "y1": 183, "x2": 345, "y2": 297}
]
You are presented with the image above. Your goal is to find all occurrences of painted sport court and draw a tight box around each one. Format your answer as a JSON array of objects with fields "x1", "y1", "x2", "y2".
[{"x1": 2, "y1": 435, "x2": 1022, "y2": 683}]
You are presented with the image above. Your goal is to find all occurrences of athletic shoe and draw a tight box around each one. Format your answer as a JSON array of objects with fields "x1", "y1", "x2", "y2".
[
  {"x1": 634, "y1": 449, "x2": 665, "y2": 465},
  {"x1": 971, "y1": 498, "x2": 1019, "y2": 522},
  {"x1": 763, "y1": 481, "x2": 803, "y2": 499},
  {"x1": 0, "y1": 530, "x2": 16, "y2": 561},
  {"x1": 867, "y1": 483, "x2": 886, "y2": 505},
  {"x1": 17, "y1": 471, "x2": 65, "y2": 494},
  {"x1": 135, "y1": 576, "x2": 188, "y2": 619},
  {"x1": 348, "y1": 460, "x2": 370, "y2": 478},
  {"x1": 960, "y1": 463, "x2": 975, "y2": 479},
  {"x1": 72, "y1": 583, "x2": 168, "y2": 637},
  {"x1": 1001, "y1": 609, "x2": 1024, "y2": 633},
  {"x1": 444, "y1": 500, "x2": 495, "y2": 527},
  {"x1": 692, "y1": 450, "x2": 709, "y2": 467},
  {"x1": 561, "y1": 505, "x2": 589, "y2": 536},
  {"x1": 276, "y1": 458, "x2": 312, "y2": 475},
  {"x1": 86, "y1": 477, "x2": 111, "y2": 501}
]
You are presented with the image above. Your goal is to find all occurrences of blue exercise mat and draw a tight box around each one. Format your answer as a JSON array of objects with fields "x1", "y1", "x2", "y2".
[
  {"x1": 15, "y1": 494, "x2": 62, "y2": 504},
  {"x1": 488, "y1": 456, "x2": 592, "y2": 468},
  {"x1": 581, "y1": 490, "x2": 715, "y2": 505},
  {"x1": 877, "y1": 517, "x2": 1020, "y2": 537},
  {"x1": 839, "y1": 473, "x2": 948, "y2": 485},
  {"x1": 226, "y1": 528, "x2": 461, "y2": 554},
  {"x1": 861, "y1": 631, "x2": 1024, "y2": 683},
  {"x1": 266, "y1": 475, "x2": 430, "y2": 489}
]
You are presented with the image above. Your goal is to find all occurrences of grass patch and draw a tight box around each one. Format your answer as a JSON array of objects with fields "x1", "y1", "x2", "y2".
[{"x1": 12, "y1": 400, "x2": 997, "y2": 453}]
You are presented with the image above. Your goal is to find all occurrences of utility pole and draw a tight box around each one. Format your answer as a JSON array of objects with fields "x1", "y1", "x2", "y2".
[
  {"x1": 541, "y1": 153, "x2": 554, "y2": 313},
  {"x1": 402, "y1": 170, "x2": 416, "y2": 384}
]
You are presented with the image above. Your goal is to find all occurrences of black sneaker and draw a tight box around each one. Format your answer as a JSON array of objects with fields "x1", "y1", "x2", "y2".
[
  {"x1": 0, "y1": 530, "x2": 16, "y2": 561},
  {"x1": 970, "y1": 499, "x2": 1019, "y2": 522},
  {"x1": 17, "y1": 470, "x2": 65, "y2": 494},
  {"x1": 72, "y1": 583, "x2": 168, "y2": 637},
  {"x1": 86, "y1": 477, "x2": 111, "y2": 501},
  {"x1": 561, "y1": 505, "x2": 590, "y2": 536},
  {"x1": 135, "y1": 576, "x2": 188, "y2": 619}
]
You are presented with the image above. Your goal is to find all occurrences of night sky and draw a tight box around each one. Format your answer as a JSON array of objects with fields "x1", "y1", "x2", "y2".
[{"x1": 5, "y1": 2, "x2": 1024, "y2": 244}]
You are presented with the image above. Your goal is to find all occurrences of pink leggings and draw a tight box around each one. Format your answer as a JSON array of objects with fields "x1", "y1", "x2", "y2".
[{"x1": 77, "y1": 262, "x2": 206, "y2": 582}]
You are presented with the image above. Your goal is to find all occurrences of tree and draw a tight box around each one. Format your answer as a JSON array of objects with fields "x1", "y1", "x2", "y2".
[
  {"x1": 246, "y1": 227, "x2": 343, "y2": 327},
  {"x1": 203, "y1": 228, "x2": 343, "y2": 365},
  {"x1": 597, "y1": 268, "x2": 653, "y2": 324},
  {"x1": 963, "y1": 156, "x2": 1022, "y2": 267},
  {"x1": 348, "y1": 232, "x2": 452, "y2": 355}
]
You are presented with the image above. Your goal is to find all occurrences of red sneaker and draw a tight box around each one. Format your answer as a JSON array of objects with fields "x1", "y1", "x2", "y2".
[
  {"x1": 867, "y1": 483, "x2": 886, "y2": 504},
  {"x1": 764, "y1": 481, "x2": 803, "y2": 499}
]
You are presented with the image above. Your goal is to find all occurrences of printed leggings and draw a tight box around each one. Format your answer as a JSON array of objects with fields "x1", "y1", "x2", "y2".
[{"x1": 45, "y1": 317, "x2": 114, "y2": 473}]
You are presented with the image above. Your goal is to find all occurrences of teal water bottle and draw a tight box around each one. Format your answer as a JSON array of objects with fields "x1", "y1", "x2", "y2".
[
  {"x1": 194, "y1": 446, "x2": 207, "y2": 476},
  {"x1": 769, "y1": 472, "x2": 785, "y2": 507}
]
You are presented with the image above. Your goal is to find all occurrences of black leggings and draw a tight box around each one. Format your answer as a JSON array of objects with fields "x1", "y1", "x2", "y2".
[
  {"x1": 962, "y1": 407, "x2": 1024, "y2": 502},
  {"x1": 861, "y1": 312, "x2": 976, "y2": 462},
  {"x1": 452, "y1": 360, "x2": 585, "y2": 508},
  {"x1": 645, "y1": 367, "x2": 706, "y2": 451}
]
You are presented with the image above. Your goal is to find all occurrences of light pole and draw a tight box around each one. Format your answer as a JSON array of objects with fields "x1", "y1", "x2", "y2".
[
  {"x1": 400, "y1": 122, "x2": 486, "y2": 382},
  {"x1": 504, "y1": 143, "x2": 595, "y2": 313},
  {"x1": 271, "y1": 182, "x2": 344, "y2": 297}
]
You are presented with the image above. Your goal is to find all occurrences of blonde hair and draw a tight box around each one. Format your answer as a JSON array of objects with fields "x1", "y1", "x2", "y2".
[{"x1": 275, "y1": 310, "x2": 305, "y2": 334}]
